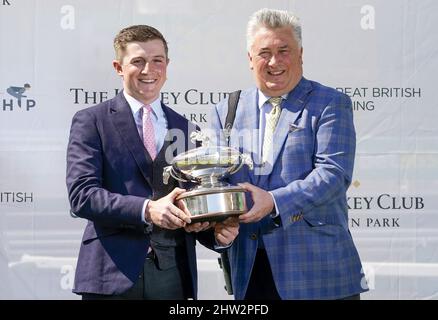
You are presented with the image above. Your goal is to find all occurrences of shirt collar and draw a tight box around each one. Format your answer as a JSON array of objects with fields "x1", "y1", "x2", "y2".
[
  {"x1": 123, "y1": 91, "x2": 163, "y2": 119},
  {"x1": 257, "y1": 89, "x2": 289, "y2": 110}
]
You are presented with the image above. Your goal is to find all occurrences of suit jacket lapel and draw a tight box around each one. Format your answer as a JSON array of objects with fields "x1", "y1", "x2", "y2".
[
  {"x1": 233, "y1": 89, "x2": 259, "y2": 185},
  {"x1": 161, "y1": 102, "x2": 187, "y2": 133},
  {"x1": 259, "y1": 78, "x2": 313, "y2": 186},
  {"x1": 161, "y1": 102, "x2": 196, "y2": 151},
  {"x1": 109, "y1": 92, "x2": 153, "y2": 187}
]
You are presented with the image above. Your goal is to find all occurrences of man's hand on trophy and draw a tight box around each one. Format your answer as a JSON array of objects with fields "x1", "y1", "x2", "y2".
[
  {"x1": 214, "y1": 217, "x2": 239, "y2": 246},
  {"x1": 145, "y1": 188, "x2": 192, "y2": 229},
  {"x1": 184, "y1": 221, "x2": 214, "y2": 233},
  {"x1": 177, "y1": 198, "x2": 215, "y2": 232},
  {"x1": 237, "y1": 183, "x2": 274, "y2": 223}
]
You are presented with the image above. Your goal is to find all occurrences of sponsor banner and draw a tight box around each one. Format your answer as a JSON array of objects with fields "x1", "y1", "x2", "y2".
[{"x1": 1, "y1": 0, "x2": 437, "y2": 299}]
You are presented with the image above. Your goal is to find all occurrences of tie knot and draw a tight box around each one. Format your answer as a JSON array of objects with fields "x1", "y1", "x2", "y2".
[
  {"x1": 269, "y1": 97, "x2": 282, "y2": 108},
  {"x1": 143, "y1": 104, "x2": 153, "y2": 113}
]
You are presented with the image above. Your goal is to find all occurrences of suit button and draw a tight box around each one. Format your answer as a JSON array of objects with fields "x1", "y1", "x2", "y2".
[{"x1": 250, "y1": 233, "x2": 258, "y2": 240}]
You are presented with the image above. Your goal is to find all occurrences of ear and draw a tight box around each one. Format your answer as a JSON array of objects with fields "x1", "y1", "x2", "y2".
[
  {"x1": 112, "y1": 60, "x2": 123, "y2": 76},
  {"x1": 247, "y1": 52, "x2": 254, "y2": 70},
  {"x1": 299, "y1": 47, "x2": 303, "y2": 65}
]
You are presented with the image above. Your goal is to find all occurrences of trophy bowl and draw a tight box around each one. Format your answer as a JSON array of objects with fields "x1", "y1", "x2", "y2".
[{"x1": 163, "y1": 142, "x2": 253, "y2": 224}]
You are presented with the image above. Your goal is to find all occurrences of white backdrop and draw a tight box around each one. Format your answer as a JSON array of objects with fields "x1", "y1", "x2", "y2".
[{"x1": 1, "y1": 0, "x2": 437, "y2": 299}]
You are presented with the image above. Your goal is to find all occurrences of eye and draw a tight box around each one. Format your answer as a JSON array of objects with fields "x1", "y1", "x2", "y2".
[
  {"x1": 131, "y1": 58, "x2": 145, "y2": 68},
  {"x1": 153, "y1": 58, "x2": 165, "y2": 64},
  {"x1": 259, "y1": 51, "x2": 271, "y2": 59}
]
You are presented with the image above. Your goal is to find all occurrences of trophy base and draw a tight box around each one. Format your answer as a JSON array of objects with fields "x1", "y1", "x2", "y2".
[
  {"x1": 176, "y1": 186, "x2": 247, "y2": 224},
  {"x1": 189, "y1": 211, "x2": 241, "y2": 224}
]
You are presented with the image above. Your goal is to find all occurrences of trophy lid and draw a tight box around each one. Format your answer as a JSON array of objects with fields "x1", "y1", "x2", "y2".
[
  {"x1": 163, "y1": 131, "x2": 253, "y2": 185},
  {"x1": 173, "y1": 146, "x2": 241, "y2": 174}
]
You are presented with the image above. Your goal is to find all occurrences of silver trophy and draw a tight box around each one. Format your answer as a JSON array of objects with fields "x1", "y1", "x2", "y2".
[{"x1": 163, "y1": 131, "x2": 253, "y2": 223}]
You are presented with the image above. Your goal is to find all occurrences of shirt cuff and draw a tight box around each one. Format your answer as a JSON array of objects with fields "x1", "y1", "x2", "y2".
[
  {"x1": 214, "y1": 241, "x2": 233, "y2": 250},
  {"x1": 268, "y1": 191, "x2": 280, "y2": 218},
  {"x1": 141, "y1": 199, "x2": 151, "y2": 223}
]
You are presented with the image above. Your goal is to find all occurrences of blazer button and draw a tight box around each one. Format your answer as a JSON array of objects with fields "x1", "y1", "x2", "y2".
[{"x1": 250, "y1": 233, "x2": 258, "y2": 240}]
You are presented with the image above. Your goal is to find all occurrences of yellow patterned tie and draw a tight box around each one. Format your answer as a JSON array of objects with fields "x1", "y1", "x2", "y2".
[{"x1": 262, "y1": 97, "x2": 282, "y2": 163}]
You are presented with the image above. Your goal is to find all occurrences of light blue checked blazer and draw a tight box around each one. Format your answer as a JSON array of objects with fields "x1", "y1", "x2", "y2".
[{"x1": 210, "y1": 77, "x2": 368, "y2": 300}]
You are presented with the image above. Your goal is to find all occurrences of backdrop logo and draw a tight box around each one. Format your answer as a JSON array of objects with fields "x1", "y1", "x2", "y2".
[
  {"x1": 1, "y1": 0, "x2": 11, "y2": 6},
  {"x1": 348, "y1": 193, "x2": 424, "y2": 211},
  {"x1": 69, "y1": 87, "x2": 228, "y2": 124},
  {"x1": 336, "y1": 87, "x2": 422, "y2": 112},
  {"x1": 2, "y1": 83, "x2": 36, "y2": 111},
  {"x1": 0, "y1": 192, "x2": 33, "y2": 203},
  {"x1": 348, "y1": 180, "x2": 425, "y2": 228},
  {"x1": 69, "y1": 88, "x2": 228, "y2": 106}
]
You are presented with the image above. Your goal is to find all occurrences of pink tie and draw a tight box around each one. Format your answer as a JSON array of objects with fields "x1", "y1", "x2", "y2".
[{"x1": 142, "y1": 105, "x2": 157, "y2": 160}]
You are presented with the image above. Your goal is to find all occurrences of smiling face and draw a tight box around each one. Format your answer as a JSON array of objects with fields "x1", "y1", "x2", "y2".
[
  {"x1": 113, "y1": 39, "x2": 168, "y2": 105},
  {"x1": 248, "y1": 26, "x2": 303, "y2": 97}
]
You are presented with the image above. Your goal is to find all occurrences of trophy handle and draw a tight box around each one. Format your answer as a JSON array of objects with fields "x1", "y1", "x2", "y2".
[
  {"x1": 241, "y1": 153, "x2": 254, "y2": 170},
  {"x1": 229, "y1": 153, "x2": 253, "y2": 175},
  {"x1": 163, "y1": 165, "x2": 189, "y2": 184},
  {"x1": 163, "y1": 166, "x2": 172, "y2": 185}
]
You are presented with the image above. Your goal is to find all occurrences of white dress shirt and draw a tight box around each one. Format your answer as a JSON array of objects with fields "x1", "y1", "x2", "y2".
[
  {"x1": 257, "y1": 90, "x2": 288, "y2": 219},
  {"x1": 123, "y1": 91, "x2": 168, "y2": 223}
]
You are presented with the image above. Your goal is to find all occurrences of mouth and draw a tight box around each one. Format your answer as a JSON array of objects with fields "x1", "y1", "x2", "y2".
[
  {"x1": 267, "y1": 70, "x2": 285, "y2": 76},
  {"x1": 139, "y1": 79, "x2": 157, "y2": 84}
]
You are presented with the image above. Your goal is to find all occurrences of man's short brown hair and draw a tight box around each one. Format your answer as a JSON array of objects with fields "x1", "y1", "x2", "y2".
[{"x1": 113, "y1": 25, "x2": 169, "y2": 61}]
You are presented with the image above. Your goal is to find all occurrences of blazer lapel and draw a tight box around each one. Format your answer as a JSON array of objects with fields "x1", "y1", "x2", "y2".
[
  {"x1": 233, "y1": 89, "x2": 259, "y2": 185},
  {"x1": 161, "y1": 103, "x2": 187, "y2": 133},
  {"x1": 259, "y1": 78, "x2": 313, "y2": 186},
  {"x1": 109, "y1": 92, "x2": 153, "y2": 187},
  {"x1": 273, "y1": 78, "x2": 313, "y2": 165},
  {"x1": 161, "y1": 103, "x2": 196, "y2": 151}
]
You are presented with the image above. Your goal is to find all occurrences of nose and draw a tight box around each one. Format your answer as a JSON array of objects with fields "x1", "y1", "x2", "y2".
[
  {"x1": 140, "y1": 61, "x2": 150, "y2": 73},
  {"x1": 268, "y1": 53, "x2": 280, "y2": 66}
]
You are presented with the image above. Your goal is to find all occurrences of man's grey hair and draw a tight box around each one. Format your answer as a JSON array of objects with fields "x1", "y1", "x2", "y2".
[{"x1": 246, "y1": 8, "x2": 302, "y2": 52}]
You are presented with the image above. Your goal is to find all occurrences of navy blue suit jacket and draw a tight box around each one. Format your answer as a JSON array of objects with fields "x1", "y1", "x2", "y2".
[{"x1": 66, "y1": 91, "x2": 211, "y2": 297}]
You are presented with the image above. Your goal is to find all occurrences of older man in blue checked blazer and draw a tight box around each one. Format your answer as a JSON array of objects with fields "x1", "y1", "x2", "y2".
[{"x1": 210, "y1": 8, "x2": 368, "y2": 300}]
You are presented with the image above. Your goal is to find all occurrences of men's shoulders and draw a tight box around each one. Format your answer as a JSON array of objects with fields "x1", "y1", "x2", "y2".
[
  {"x1": 162, "y1": 103, "x2": 186, "y2": 121},
  {"x1": 161, "y1": 103, "x2": 199, "y2": 131},
  {"x1": 307, "y1": 79, "x2": 349, "y2": 100},
  {"x1": 73, "y1": 94, "x2": 120, "y2": 117},
  {"x1": 239, "y1": 87, "x2": 258, "y2": 99},
  {"x1": 215, "y1": 87, "x2": 257, "y2": 111},
  {"x1": 305, "y1": 78, "x2": 351, "y2": 108}
]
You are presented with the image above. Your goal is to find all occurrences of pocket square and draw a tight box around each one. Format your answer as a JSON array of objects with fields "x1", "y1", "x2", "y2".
[{"x1": 289, "y1": 124, "x2": 303, "y2": 132}]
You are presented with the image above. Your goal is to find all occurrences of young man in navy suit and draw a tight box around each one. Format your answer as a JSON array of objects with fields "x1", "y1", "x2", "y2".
[{"x1": 66, "y1": 25, "x2": 238, "y2": 300}]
